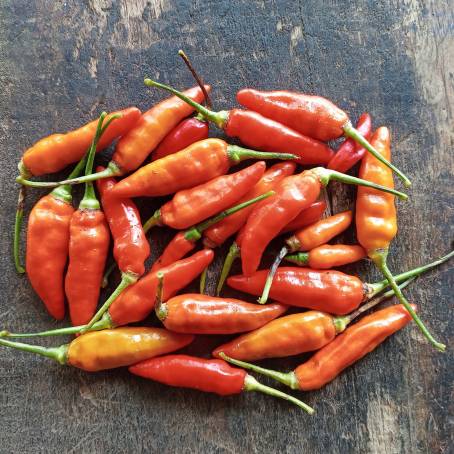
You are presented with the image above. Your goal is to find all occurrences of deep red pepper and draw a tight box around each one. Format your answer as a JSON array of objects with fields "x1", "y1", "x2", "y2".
[{"x1": 280, "y1": 200, "x2": 326, "y2": 234}]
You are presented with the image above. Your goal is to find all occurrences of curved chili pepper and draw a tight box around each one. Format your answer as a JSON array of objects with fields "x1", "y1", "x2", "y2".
[
  {"x1": 0, "y1": 327, "x2": 194, "y2": 372},
  {"x1": 280, "y1": 200, "x2": 326, "y2": 234},
  {"x1": 3, "y1": 250, "x2": 215, "y2": 339},
  {"x1": 156, "y1": 293, "x2": 288, "y2": 334},
  {"x1": 356, "y1": 127, "x2": 444, "y2": 351},
  {"x1": 285, "y1": 244, "x2": 366, "y2": 269},
  {"x1": 129, "y1": 354, "x2": 314, "y2": 413},
  {"x1": 240, "y1": 167, "x2": 406, "y2": 277},
  {"x1": 213, "y1": 282, "x2": 411, "y2": 362},
  {"x1": 327, "y1": 113, "x2": 372, "y2": 173},
  {"x1": 145, "y1": 79, "x2": 334, "y2": 165},
  {"x1": 151, "y1": 191, "x2": 274, "y2": 273},
  {"x1": 25, "y1": 157, "x2": 87, "y2": 319},
  {"x1": 65, "y1": 114, "x2": 115, "y2": 326},
  {"x1": 143, "y1": 161, "x2": 266, "y2": 231},
  {"x1": 203, "y1": 162, "x2": 296, "y2": 248},
  {"x1": 227, "y1": 250, "x2": 453, "y2": 313},
  {"x1": 236, "y1": 88, "x2": 410, "y2": 186},
  {"x1": 109, "y1": 139, "x2": 296, "y2": 199},
  {"x1": 221, "y1": 304, "x2": 414, "y2": 391}
]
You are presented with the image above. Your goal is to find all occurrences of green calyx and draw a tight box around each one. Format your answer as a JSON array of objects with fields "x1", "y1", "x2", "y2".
[
  {"x1": 284, "y1": 252, "x2": 309, "y2": 266},
  {"x1": 226, "y1": 145, "x2": 297, "y2": 164},
  {"x1": 143, "y1": 210, "x2": 162, "y2": 234}
]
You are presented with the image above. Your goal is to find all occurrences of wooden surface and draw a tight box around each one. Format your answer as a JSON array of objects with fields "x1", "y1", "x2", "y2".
[{"x1": 0, "y1": 1, "x2": 453, "y2": 453}]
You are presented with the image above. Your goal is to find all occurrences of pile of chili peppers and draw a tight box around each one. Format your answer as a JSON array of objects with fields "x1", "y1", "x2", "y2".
[{"x1": 2, "y1": 52, "x2": 452, "y2": 417}]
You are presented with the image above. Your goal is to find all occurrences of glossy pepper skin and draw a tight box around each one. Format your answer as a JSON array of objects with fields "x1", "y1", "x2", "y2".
[
  {"x1": 65, "y1": 209, "x2": 110, "y2": 326},
  {"x1": 110, "y1": 138, "x2": 294, "y2": 199},
  {"x1": 294, "y1": 304, "x2": 413, "y2": 390},
  {"x1": 286, "y1": 244, "x2": 366, "y2": 269},
  {"x1": 280, "y1": 200, "x2": 326, "y2": 234},
  {"x1": 20, "y1": 108, "x2": 141, "y2": 177},
  {"x1": 213, "y1": 311, "x2": 342, "y2": 361},
  {"x1": 228, "y1": 267, "x2": 366, "y2": 314},
  {"x1": 113, "y1": 86, "x2": 209, "y2": 173},
  {"x1": 130, "y1": 355, "x2": 246, "y2": 396},
  {"x1": 96, "y1": 167, "x2": 150, "y2": 276},
  {"x1": 156, "y1": 294, "x2": 288, "y2": 334},
  {"x1": 153, "y1": 117, "x2": 209, "y2": 161},
  {"x1": 203, "y1": 162, "x2": 296, "y2": 248},
  {"x1": 286, "y1": 210, "x2": 353, "y2": 252},
  {"x1": 26, "y1": 194, "x2": 74, "y2": 319},
  {"x1": 328, "y1": 113, "x2": 372, "y2": 173},
  {"x1": 151, "y1": 232, "x2": 196, "y2": 273},
  {"x1": 158, "y1": 161, "x2": 266, "y2": 229}
]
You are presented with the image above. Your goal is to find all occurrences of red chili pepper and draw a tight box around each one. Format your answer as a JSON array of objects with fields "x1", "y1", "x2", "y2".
[
  {"x1": 279, "y1": 200, "x2": 326, "y2": 234},
  {"x1": 145, "y1": 79, "x2": 334, "y2": 165},
  {"x1": 240, "y1": 168, "x2": 406, "y2": 277},
  {"x1": 327, "y1": 113, "x2": 372, "y2": 173},
  {"x1": 143, "y1": 161, "x2": 266, "y2": 231},
  {"x1": 110, "y1": 139, "x2": 295, "y2": 199},
  {"x1": 213, "y1": 282, "x2": 411, "y2": 361},
  {"x1": 236, "y1": 88, "x2": 410, "y2": 186},
  {"x1": 221, "y1": 304, "x2": 414, "y2": 391},
  {"x1": 3, "y1": 250, "x2": 215, "y2": 339},
  {"x1": 129, "y1": 354, "x2": 314, "y2": 413},
  {"x1": 227, "y1": 250, "x2": 453, "y2": 314},
  {"x1": 151, "y1": 191, "x2": 274, "y2": 273},
  {"x1": 285, "y1": 244, "x2": 366, "y2": 269},
  {"x1": 203, "y1": 162, "x2": 296, "y2": 248}
]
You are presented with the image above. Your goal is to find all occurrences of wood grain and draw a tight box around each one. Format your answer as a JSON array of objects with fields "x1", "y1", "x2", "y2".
[{"x1": 0, "y1": 1, "x2": 452, "y2": 453}]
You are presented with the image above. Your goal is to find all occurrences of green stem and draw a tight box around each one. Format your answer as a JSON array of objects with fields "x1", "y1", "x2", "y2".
[
  {"x1": 80, "y1": 272, "x2": 137, "y2": 333},
  {"x1": 369, "y1": 249, "x2": 454, "y2": 296},
  {"x1": 13, "y1": 186, "x2": 26, "y2": 274},
  {"x1": 243, "y1": 375, "x2": 314, "y2": 414},
  {"x1": 144, "y1": 78, "x2": 227, "y2": 128},
  {"x1": 219, "y1": 353, "x2": 298, "y2": 390},
  {"x1": 259, "y1": 246, "x2": 288, "y2": 304},
  {"x1": 143, "y1": 210, "x2": 162, "y2": 234},
  {"x1": 284, "y1": 252, "x2": 309, "y2": 266},
  {"x1": 199, "y1": 266, "x2": 208, "y2": 294},
  {"x1": 372, "y1": 250, "x2": 446, "y2": 352},
  {"x1": 216, "y1": 241, "x2": 241, "y2": 296},
  {"x1": 343, "y1": 123, "x2": 411, "y2": 188},
  {"x1": 101, "y1": 261, "x2": 117, "y2": 289},
  {"x1": 0, "y1": 313, "x2": 113, "y2": 339},
  {"x1": 0, "y1": 337, "x2": 68, "y2": 365},
  {"x1": 226, "y1": 145, "x2": 296, "y2": 164},
  {"x1": 185, "y1": 191, "x2": 275, "y2": 242},
  {"x1": 314, "y1": 168, "x2": 408, "y2": 201}
]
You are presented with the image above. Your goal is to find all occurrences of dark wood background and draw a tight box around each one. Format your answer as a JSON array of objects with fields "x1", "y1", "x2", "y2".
[{"x1": 0, "y1": 1, "x2": 452, "y2": 453}]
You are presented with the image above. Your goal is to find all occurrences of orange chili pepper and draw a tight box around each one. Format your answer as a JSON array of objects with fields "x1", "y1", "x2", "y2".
[
  {"x1": 356, "y1": 127, "x2": 445, "y2": 351},
  {"x1": 221, "y1": 304, "x2": 414, "y2": 390},
  {"x1": 285, "y1": 244, "x2": 366, "y2": 269},
  {"x1": 143, "y1": 161, "x2": 266, "y2": 231},
  {"x1": 213, "y1": 283, "x2": 410, "y2": 361},
  {"x1": 109, "y1": 139, "x2": 296, "y2": 199},
  {"x1": 0, "y1": 327, "x2": 193, "y2": 372}
]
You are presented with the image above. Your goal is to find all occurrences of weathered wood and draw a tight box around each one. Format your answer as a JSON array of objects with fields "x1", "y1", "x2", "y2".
[{"x1": 0, "y1": 0, "x2": 452, "y2": 452}]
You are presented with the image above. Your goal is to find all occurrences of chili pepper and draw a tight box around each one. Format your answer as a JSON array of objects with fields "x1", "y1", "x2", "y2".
[
  {"x1": 25, "y1": 157, "x2": 88, "y2": 319},
  {"x1": 215, "y1": 200, "x2": 326, "y2": 297},
  {"x1": 356, "y1": 127, "x2": 445, "y2": 351},
  {"x1": 259, "y1": 210, "x2": 353, "y2": 303},
  {"x1": 65, "y1": 113, "x2": 116, "y2": 327},
  {"x1": 221, "y1": 303, "x2": 415, "y2": 391},
  {"x1": 109, "y1": 139, "x2": 296, "y2": 199},
  {"x1": 142, "y1": 161, "x2": 266, "y2": 231},
  {"x1": 227, "y1": 249, "x2": 453, "y2": 314},
  {"x1": 213, "y1": 280, "x2": 413, "y2": 361},
  {"x1": 285, "y1": 244, "x2": 366, "y2": 269},
  {"x1": 155, "y1": 273, "x2": 287, "y2": 335},
  {"x1": 327, "y1": 113, "x2": 372, "y2": 173},
  {"x1": 2, "y1": 250, "x2": 215, "y2": 339},
  {"x1": 240, "y1": 167, "x2": 406, "y2": 278},
  {"x1": 152, "y1": 50, "x2": 212, "y2": 161},
  {"x1": 236, "y1": 88, "x2": 411, "y2": 187},
  {"x1": 0, "y1": 327, "x2": 193, "y2": 372},
  {"x1": 145, "y1": 79, "x2": 334, "y2": 165},
  {"x1": 129, "y1": 355, "x2": 314, "y2": 413},
  {"x1": 151, "y1": 191, "x2": 274, "y2": 273},
  {"x1": 203, "y1": 162, "x2": 296, "y2": 249},
  {"x1": 13, "y1": 107, "x2": 141, "y2": 274},
  {"x1": 19, "y1": 87, "x2": 210, "y2": 188}
]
